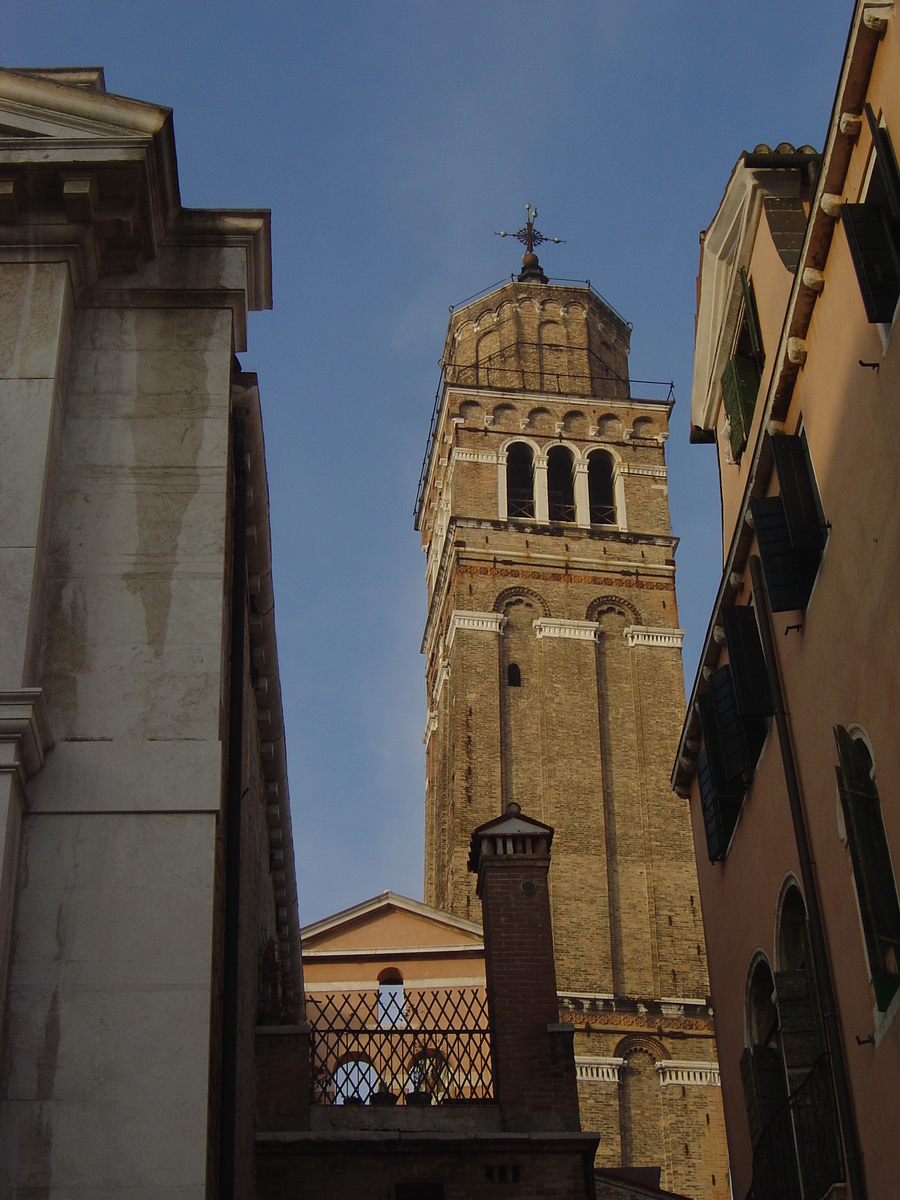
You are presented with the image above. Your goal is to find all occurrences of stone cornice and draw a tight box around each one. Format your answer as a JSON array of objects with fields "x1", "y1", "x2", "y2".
[
  {"x1": 624, "y1": 625, "x2": 685, "y2": 649},
  {"x1": 656, "y1": 1060, "x2": 721, "y2": 1087},
  {"x1": 533, "y1": 618, "x2": 599, "y2": 642},
  {"x1": 446, "y1": 610, "x2": 507, "y2": 656},
  {"x1": 575, "y1": 1056, "x2": 625, "y2": 1084},
  {"x1": 0, "y1": 688, "x2": 54, "y2": 786}
]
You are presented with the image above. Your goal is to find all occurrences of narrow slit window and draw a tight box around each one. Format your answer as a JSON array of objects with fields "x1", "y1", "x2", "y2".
[{"x1": 507, "y1": 663, "x2": 521, "y2": 687}]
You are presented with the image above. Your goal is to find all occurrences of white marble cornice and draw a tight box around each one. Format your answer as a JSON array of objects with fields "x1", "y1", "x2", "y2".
[
  {"x1": 624, "y1": 626, "x2": 685, "y2": 649},
  {"x1": 423, "y1": 710, "x2": 438, "y2": 745},
  {"x1": 0, "y1": 689, "x2": 54, "y2": 785},
  {"x1": 656, "y1": 1060, "x2": 721, "y2": 1088},
  {"x1": 533, "y1": 618, "x2": 600, "y2": 642},
  {"x1": 445, "y1": 610, "x2": 507, "y2": 655},
  {"x1": 575, "y1": 1056, "x2": 626, "y2": 1084},
  {"x1": 452, "y1": 448, "x2": 498, "y2": 464},
  {"x1": 616, "y1": 463, "x2": 668, "y2": 478}
]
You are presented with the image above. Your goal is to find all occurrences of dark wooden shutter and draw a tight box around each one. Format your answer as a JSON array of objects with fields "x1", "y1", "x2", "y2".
[
  {"x1": 739, "y1": 266, "x2": 764, "y2": 360},
  {"x1": 841, "y1": 203, "x2": 900, "y2": 322},
  {"x1": 751, "y1": 496, "x2": 808, "y2": 611},
  {"x1": 740, "y1": 1045, "x2": 788, "y2": 1148},
  {"x1": 722, "y1": 604, "x2": 772, "y2": 718},
  {"x1": 865, "y1": 103, "x2": 900, "y2": 220},
  {"x1": 770, "y1": 435, "x2": 825, "y2": 553},
  {"x1": 698, "y1": 694, "x2": 745, "y2": 861},
  {"x1": 774, "y1": 969, "x2": 824, "y2": 1093},
  {"x1": 721, "y1": 355, "x2": 759, "y2": 458},
  {"x1": 710, "y1": 666, "x2": 749, "y2": 780},
  {"x1": 834, "y1": 725, "x2": 900, "y2": 1009}
]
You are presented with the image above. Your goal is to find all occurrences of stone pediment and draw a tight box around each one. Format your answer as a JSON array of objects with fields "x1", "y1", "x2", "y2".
[
  {"x1": 0, "y1": 67, "x2": 271, "y2": 316},
  {"x1": 301, "y1": 891, "x2": 484, "y2": 955}
]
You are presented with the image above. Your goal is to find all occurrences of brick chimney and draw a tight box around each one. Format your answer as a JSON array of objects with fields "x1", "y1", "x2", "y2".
[{"x1": 469, "y1": 803, "x2": 580, "y2": 1132}]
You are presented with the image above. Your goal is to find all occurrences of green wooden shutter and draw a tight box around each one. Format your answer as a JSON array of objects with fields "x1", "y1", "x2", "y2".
[
  {"x1": 770, "y1": 434, "x2": 826, "y2": 553},
  {"x1": 834, "y1": 725, "x2": 900, "y2": 1010},
  {"x1": 697, "y1": 750, "x2": 725, "y2": 862},
  {"x1": 722, "y1": 604, "x2": 772, "y2": 718},
  {"x1": 739, "y1": 266, "x2": 764, "y2": 360},
  {"x1": 721, "y1": 355, "x2": 759, "y2": 458},
  {"x1": 751, "y1": 496, "x2": 809, "y2": 611},
  {"x1": 740, "y1": 1045, "x2": 788, "y2": 1148},
  {"x1": 841, "y1": 203, "x2": 900, "y2": 323}
]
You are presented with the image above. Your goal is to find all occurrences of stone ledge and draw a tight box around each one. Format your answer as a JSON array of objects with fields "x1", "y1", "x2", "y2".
[{"x1": 0, "y1": 688, "x2": 53, "y2": 784}]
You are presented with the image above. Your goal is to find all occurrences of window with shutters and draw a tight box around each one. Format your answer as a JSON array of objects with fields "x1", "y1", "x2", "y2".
[
  {"x1": 696, "y1": 604, "x2": 771, "y2": 862},
  {"x1": 835, "y1": 726, "x2": 900, "y2": 1011},
  {"x1": 697, "y1": 692, "x2": 745, "y2": 862},
  {"x1": 841, "y1": 105, "x2": 900, "y2": 324},
  {"x1": 751, "y1": 431, "x2": 827, "y2": 612},
  {"x1": 741, "y1": 958, "x2": 789, "y2": 1152},
  {"x1": 721, "y1": 267, "x2": 765, "y2": 460}
]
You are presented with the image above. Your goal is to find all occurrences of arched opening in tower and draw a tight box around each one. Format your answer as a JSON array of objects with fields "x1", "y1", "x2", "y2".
[
  {"x1": 506, "y1": 443, "x2": 535, "y2": 519},
  {"x1": 588, "y1": 450, "x2": 616, "y2": 525},
  {"x1": 547, "y1": 445, "x2": 576, "y2": 522}
]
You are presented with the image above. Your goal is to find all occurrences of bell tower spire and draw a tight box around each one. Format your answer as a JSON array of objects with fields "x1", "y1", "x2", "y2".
[
  {"x1": 496, "y1": 202, "x2": 564, "y2": 284},
  {"x1": 415, "y1": 269, "x2": 730, "y2": 1197}
]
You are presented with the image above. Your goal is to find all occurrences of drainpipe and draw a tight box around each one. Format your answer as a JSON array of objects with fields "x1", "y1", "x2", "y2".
[
  {"x1": 219, "y1": 406, "x2": 248, "y2": 1200},
  {"x1": 749, "y1": 555, "x2": 866, "y2": 1200}
]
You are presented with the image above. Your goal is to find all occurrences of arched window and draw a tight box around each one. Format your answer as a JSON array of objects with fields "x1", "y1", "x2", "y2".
[
  {"x1": 740, "y1": 959, "x2": 788, "y2": 1151},
  {"x1": 588, "y1": 450, "x2": 616, "y2": 525},
  {"x1": 547, "y1": 446, "x2": 576, "y2": 522},
  {"x1": 333, "y1": 1056, "x2": 381, "y2": 1104},
  {"x1": 407, "y1": 1049, "x2": 450, "y2": 1103},
  {"x1": 506, "y1": 443, "x2": 535, "y2": 519},
  {"x1": 835, "y1": 726, "x2": 900, "y2": 1010},
  {"x1": 507, "y1": 663, "x2": 521, "y2": 687},
  {"x1": 377, "y1": 968, "x2": 406, "y2": 1028},
  {"x1": 775, "y1": 889, "x2": 827, "y2": 1094}
]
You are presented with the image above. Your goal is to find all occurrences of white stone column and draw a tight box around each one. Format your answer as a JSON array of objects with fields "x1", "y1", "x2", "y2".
[
  {"x1": 0, "y1": 689, "x2": 53, "y2": 1021},
  {"x1": 534, "y1": 455, "x2": 549, "y2": 523},
  {"x1": 497, "y1": 450, "x2": 508, "y2": 521},
  {"x1": 613, "y1": 464, "x2": 627, "y2": 531},
  {"x1": 574, "y1": 460, "x2": 591, "y2": 528}
]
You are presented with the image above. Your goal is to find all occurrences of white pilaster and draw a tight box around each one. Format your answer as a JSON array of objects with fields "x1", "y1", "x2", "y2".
[
  {"x1": 534, "y1": 456, "x2": 549, "y2": 523},
  {"x1": 574, "y1": 460, "x2": 590, "y2": 528}
]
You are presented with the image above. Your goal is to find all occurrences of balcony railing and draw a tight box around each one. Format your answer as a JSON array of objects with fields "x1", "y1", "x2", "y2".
[
  {"x1": 749, "y1": 1055, "x2": 844, "y2": 1200},
  {"x1": 307, "y1": 986, "x2": 493, "y2": 1106}
]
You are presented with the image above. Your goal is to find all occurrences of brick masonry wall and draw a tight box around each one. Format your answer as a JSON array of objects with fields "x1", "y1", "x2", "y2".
[
  {"x1": 256, "y1": 1140, "x2": 597, "y2": 1200},
  {"x1": 419, "y1": 283, "x2": 729, "y2": 1199}
]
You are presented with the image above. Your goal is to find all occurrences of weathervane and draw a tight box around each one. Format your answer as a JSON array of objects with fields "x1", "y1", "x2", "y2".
[{"x1": 496, "y1": 203, "x2": 564, "y2": 283}]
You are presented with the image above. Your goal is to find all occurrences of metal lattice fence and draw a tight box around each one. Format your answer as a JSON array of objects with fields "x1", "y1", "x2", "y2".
[{"x1": 307, "y1": 986, "x2": 493, "y2": 1106}]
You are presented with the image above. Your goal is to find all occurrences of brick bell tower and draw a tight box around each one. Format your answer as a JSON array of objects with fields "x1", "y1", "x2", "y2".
[{"x1": 414, "y1": 225, "x2": 730, "y2": 1199}]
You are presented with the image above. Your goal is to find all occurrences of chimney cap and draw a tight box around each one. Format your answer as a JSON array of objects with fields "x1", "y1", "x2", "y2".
[{"x1": 467, "y1": 805, "x2": 555, "y2": 875}]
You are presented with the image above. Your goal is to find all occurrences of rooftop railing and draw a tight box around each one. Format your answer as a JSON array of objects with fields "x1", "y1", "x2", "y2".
[{"x1": 307, "y1": 986, "x2": 493, "y2": 1107}]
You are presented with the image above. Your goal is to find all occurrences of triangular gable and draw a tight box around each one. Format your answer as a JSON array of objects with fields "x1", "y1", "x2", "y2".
[
  {"x1": 0, "y1": 67, "x2": 171, "y2": 141},
  {"x1": 301, "y1": 891, "x2": 483, "y2": 955}
]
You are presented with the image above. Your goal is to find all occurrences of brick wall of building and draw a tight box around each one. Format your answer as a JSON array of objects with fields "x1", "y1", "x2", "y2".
[{"x1": 417, "y1": 280, "x2": 730, "y2": 1199}]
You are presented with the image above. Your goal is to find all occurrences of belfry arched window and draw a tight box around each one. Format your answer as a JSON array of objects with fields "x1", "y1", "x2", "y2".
[
  {"x1": 547, "y1": 445, "x2": 576, "y2": 522},
  {"x1": 588, "y1": 450, "x2": 616, "y2": 525},
  {"x1": 506, "y1": 443, "x2": 535, "y2": 519}
]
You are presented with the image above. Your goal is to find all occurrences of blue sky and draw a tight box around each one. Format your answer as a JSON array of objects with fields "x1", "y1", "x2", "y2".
[{"x1": 4, "y1": 1, "x2": 851, "y2": 923}]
